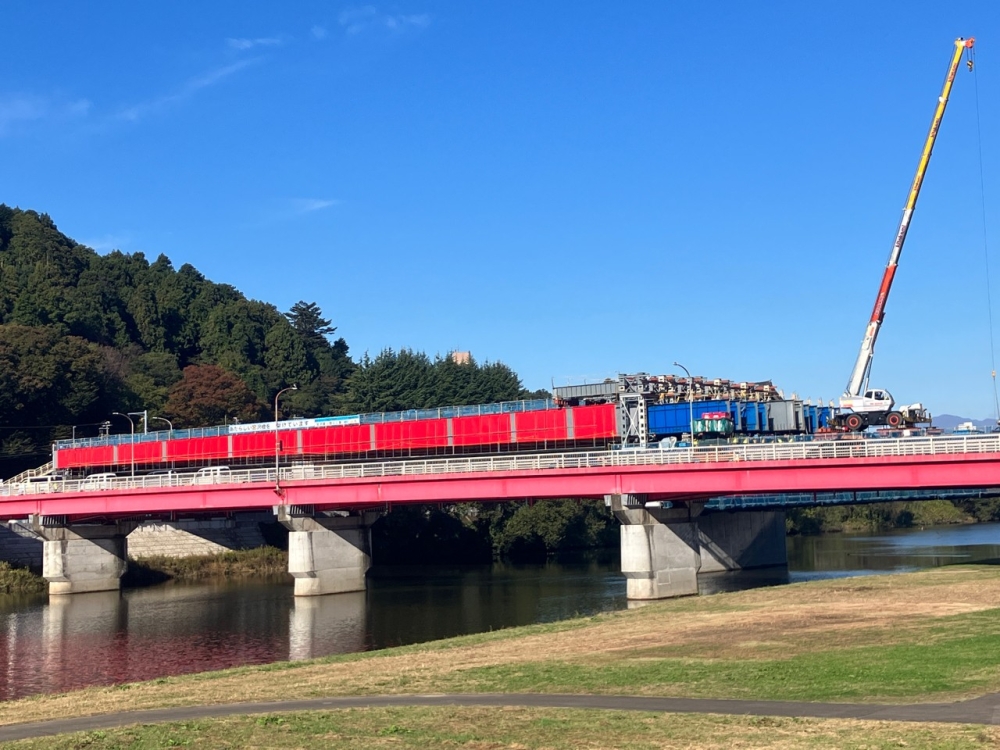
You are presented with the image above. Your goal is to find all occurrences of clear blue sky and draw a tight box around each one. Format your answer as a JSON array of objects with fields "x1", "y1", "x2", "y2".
[{"x1": 3, "y1": 2, "x2": 999, "y2": 418}]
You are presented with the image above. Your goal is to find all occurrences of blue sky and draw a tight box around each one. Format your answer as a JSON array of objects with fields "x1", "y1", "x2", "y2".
[{"x1": 2, "y1": 2, "x2": 999, "y2": 418}]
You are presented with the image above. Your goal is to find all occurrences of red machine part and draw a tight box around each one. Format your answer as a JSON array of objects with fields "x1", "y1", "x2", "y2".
[{"x1": 53, "y1": 404, "x2": 619, "y2": 472}]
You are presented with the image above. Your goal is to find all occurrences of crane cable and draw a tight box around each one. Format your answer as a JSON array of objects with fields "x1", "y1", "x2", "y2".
[{"x1": 969, "y1": 45, "x2": 1000, "y2": 424}]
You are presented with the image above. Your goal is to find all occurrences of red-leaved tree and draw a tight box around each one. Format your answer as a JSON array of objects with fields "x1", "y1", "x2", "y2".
[{"x1": 163, "y1": 364, "x2": 266, "y2": 428}]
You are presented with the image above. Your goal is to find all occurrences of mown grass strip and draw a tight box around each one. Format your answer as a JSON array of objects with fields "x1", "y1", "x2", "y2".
[
  {"x1": 438, "y1": 634, "x2": 1000, "y2": 702},
  {"x1": 3, "y1": 707, "x2": 999, "y2": 750}
]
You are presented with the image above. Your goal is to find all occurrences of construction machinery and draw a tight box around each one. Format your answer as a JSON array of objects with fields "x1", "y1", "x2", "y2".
[{"x1": 835, "y1": 37, "x2": 975, "y2": 432}]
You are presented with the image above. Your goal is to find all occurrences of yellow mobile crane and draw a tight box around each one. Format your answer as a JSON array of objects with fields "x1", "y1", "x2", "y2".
[{"x1": 836, "y1": 37, "x2": 975, "y2": 432}]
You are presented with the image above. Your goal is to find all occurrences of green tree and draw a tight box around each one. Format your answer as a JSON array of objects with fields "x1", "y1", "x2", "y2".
[
  {"x1": 125, "y1": 351, "x2": 183, "y2": 413},
  {"x1": 200, "y1": 299, "x2": 282, "y2": 399},
  {"x1": 491, "y1": 500, "x2": 618, "y2": 560},
  {"x1": 346, "y1": 348, "x2": 437, "y2": 413},
  {"x1": 264, "y1": 320, "x2": 314, "y2": 400},
  {"x1": 285, "y1": 301, "x2": 336, "y2": 349},
  {"x1": 0, "y1": 325, "x2": 116, "y2": 425}
]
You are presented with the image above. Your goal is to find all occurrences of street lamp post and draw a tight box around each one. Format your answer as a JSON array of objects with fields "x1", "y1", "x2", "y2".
[
  {"x1": 672, "y1": 362, "x2": 696, "y2": 447},
  {"x1": 274, "y1": 385, "x2": 298, "y2": 491},
  {"x1": 149, "y1": 416, "x2": 173, "y2": 433},
  {"x1": 128, "y1": 410, "x2": 148, "y2": 434},
  {"x1": 111, "y1": 412, "x2": 136, "y2": 479}
]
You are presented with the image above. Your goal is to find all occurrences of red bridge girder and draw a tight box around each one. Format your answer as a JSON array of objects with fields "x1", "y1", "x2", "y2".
[{"x1": 3, "y1": 451, "x2": 998, "y2": 523}]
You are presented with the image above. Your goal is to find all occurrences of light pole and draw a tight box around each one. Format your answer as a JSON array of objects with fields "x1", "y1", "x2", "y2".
[
  {"x1": 128, "y1": 409, "x2": 148, "y2": 434},
  {"x1": 111, "y1": 412, "x2": 136, "y2": 479},
  {"x1": 672, "y1": 362, "x2": 696, "y2": 447},
  {"x1": 274, "y1": 385, "x2": 298, "y2": 491},
  {"x1": 150, "y1": 416, "x2": 173, "y2": 433}
]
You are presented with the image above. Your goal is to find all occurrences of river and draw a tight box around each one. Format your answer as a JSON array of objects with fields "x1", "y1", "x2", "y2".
[{"x1": 2, "y1": 522, "x2": 1000, "y2": 701}]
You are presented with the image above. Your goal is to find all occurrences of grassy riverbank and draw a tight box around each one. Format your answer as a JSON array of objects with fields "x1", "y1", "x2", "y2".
[
  {"x1": 123, "y1": 546, "x2": 289, "y2": 585},
  {"x1": 3, "y1": 565, "x2": 1000, "y2": 747},
  {"x1": 0, "y1": 547, "x2": 290, "y2": 593},
  {"x1": 786, "y1": 498, "x2": 977, "y2": 534},
  {"x1": 0, "y1": 561, "x2": 46, "y2": 595}
]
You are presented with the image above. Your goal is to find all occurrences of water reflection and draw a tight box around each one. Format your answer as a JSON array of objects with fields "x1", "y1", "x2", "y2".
[
  {"x1": 1, "y1": 523, "x2": 999, "y2": 701},
  {"x1": 288, "y1": 592, "x2": 367, "y2": 661},
  {"x1": 0, "y1": 561, "x2": 626, "y2": 701}
]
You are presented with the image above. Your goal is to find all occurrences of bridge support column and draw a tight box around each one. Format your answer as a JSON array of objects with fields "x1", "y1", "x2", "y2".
[
  {"x1": 276, "y1": 506, "x2": 382, "y2": 596},
  {"x1": 29, "y1": 516, "x2": 137, "y2": 595},
  {"x1": 608, "y1": 494, "x2": 704, "y2": 600},
  {"x1": 698, "y1": 510, "x2": 787, "y2": 573}
]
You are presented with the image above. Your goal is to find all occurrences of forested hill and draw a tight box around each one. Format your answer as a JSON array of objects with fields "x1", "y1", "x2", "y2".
[{"x1": 0, "y1": 206, "x2": 537, "y2": 476}]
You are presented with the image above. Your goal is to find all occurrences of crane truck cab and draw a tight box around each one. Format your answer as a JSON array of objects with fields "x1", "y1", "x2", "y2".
[{"x1": 837, "y1": 390, "x2": 930, "y2": 432}]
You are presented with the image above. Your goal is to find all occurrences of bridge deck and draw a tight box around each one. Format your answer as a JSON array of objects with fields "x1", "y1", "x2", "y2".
[{"x1": 3, "y1": 434, "x2": 1000, "y2": 521}]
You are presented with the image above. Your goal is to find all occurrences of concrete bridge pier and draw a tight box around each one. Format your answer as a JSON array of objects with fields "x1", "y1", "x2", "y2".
[
  {"x1": 607, "y1": 495, "x2": 787, "y2": 600},
  {"x1": 609, "y1": 495, "x2": 704, "y2": 599},
  {"x1": 276, "y1": 506, "x2": 382, "y2": 596},
  {"x1": 697, "y1": 509, "x2": 788, "y2": 574},
  {"x1": 28, "y1": 516, "x2": 137, "y2": 595}
]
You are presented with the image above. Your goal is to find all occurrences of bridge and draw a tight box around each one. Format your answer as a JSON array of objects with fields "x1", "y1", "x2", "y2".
[{"x1": 4, "y1": 433, "x2": 1000, "y2": 600}]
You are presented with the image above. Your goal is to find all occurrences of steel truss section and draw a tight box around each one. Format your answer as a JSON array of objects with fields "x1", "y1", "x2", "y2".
[{"x1": 618, "y1": 393, "x2": 648, "y2": 447}]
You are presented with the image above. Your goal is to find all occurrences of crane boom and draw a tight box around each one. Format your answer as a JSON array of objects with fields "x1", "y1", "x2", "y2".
[{"x1": 844, "y1": 37, "x2": 974, "y2": 398}]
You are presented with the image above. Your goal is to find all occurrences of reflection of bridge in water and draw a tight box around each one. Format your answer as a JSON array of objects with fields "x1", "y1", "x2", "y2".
[
  {"x1": 0, "y1": 585, "x2": 369, "y2": 700},
  {"x1": 3, "y1": 434, "x2": 1000, "y2": 600}
]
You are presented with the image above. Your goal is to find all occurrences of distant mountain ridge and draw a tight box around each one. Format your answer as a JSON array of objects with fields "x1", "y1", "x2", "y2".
[{"x1": 933, "y1": 414, "x2": 999, "y2": 431}]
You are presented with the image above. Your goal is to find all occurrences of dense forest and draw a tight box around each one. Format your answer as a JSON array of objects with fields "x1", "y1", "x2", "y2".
[{"x1": 0, "y1": 206, "x2": 538, "y2": 473}]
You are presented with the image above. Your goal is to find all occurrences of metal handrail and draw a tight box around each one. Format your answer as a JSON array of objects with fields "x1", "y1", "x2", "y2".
[
  {"x1": 5, "y1": 461, "x2": 53, "y2": 486},
  {"x1": 6, "y1": 433, "x2": 1000, "y2": 497}
]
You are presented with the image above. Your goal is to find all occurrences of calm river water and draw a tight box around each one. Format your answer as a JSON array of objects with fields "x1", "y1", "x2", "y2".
[{"x1": 2, "y1": 522, "x2": 1000, "y2": 700}]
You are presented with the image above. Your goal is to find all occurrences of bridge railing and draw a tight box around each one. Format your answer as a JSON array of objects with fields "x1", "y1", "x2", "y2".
[
  {"x1": 5, "y1": 433, "x2": 1000, "y2": 497},
  {"x1": 4, "y1": 461, "x2": 54, "y2": 487}
]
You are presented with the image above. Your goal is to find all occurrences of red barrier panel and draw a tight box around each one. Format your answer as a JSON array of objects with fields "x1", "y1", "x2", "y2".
[
  {"x1": 232, "y1": 432, "x2": 275, "y2": 459},
  {"x1": 514, "y1": 409, "x2": 569, "y2": 443},
  {"x1": 571, "y1": 404, "x2": 618, "y2": 440},
  {"x1": 451, "y1": 414, "x2": 512, "y2": 447},
  {"x1": 55, "y1": 445, "x2": 116, "y2": 469},
  {"x1": 277, "y1": 430, "x2": 299, "y2": 456},
  {"x1": 300, "y1": 425, "x2": 373, "y2": 456},
  {"x1": 166, "y1": 436, "x2": 230, "y2": 463},
  {"x1": 53, "y1": 405, "x2": 620, "y2": 472},
  {"x1": 119, "y1": 441, "x2": 166, "y2": 466},
  {"x1": 375, "y1": 419, "x2": 449, "y2": 452}
]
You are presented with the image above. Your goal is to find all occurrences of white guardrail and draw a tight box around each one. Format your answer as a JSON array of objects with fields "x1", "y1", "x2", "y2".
[{"x1": 4, "y1": 433, "x2": 1000, "y2": 497}]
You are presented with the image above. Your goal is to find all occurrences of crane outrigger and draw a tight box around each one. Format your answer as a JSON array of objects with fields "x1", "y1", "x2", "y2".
[{"x1": 836, "y1": 36, "x2": 975, "y2": 432}]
